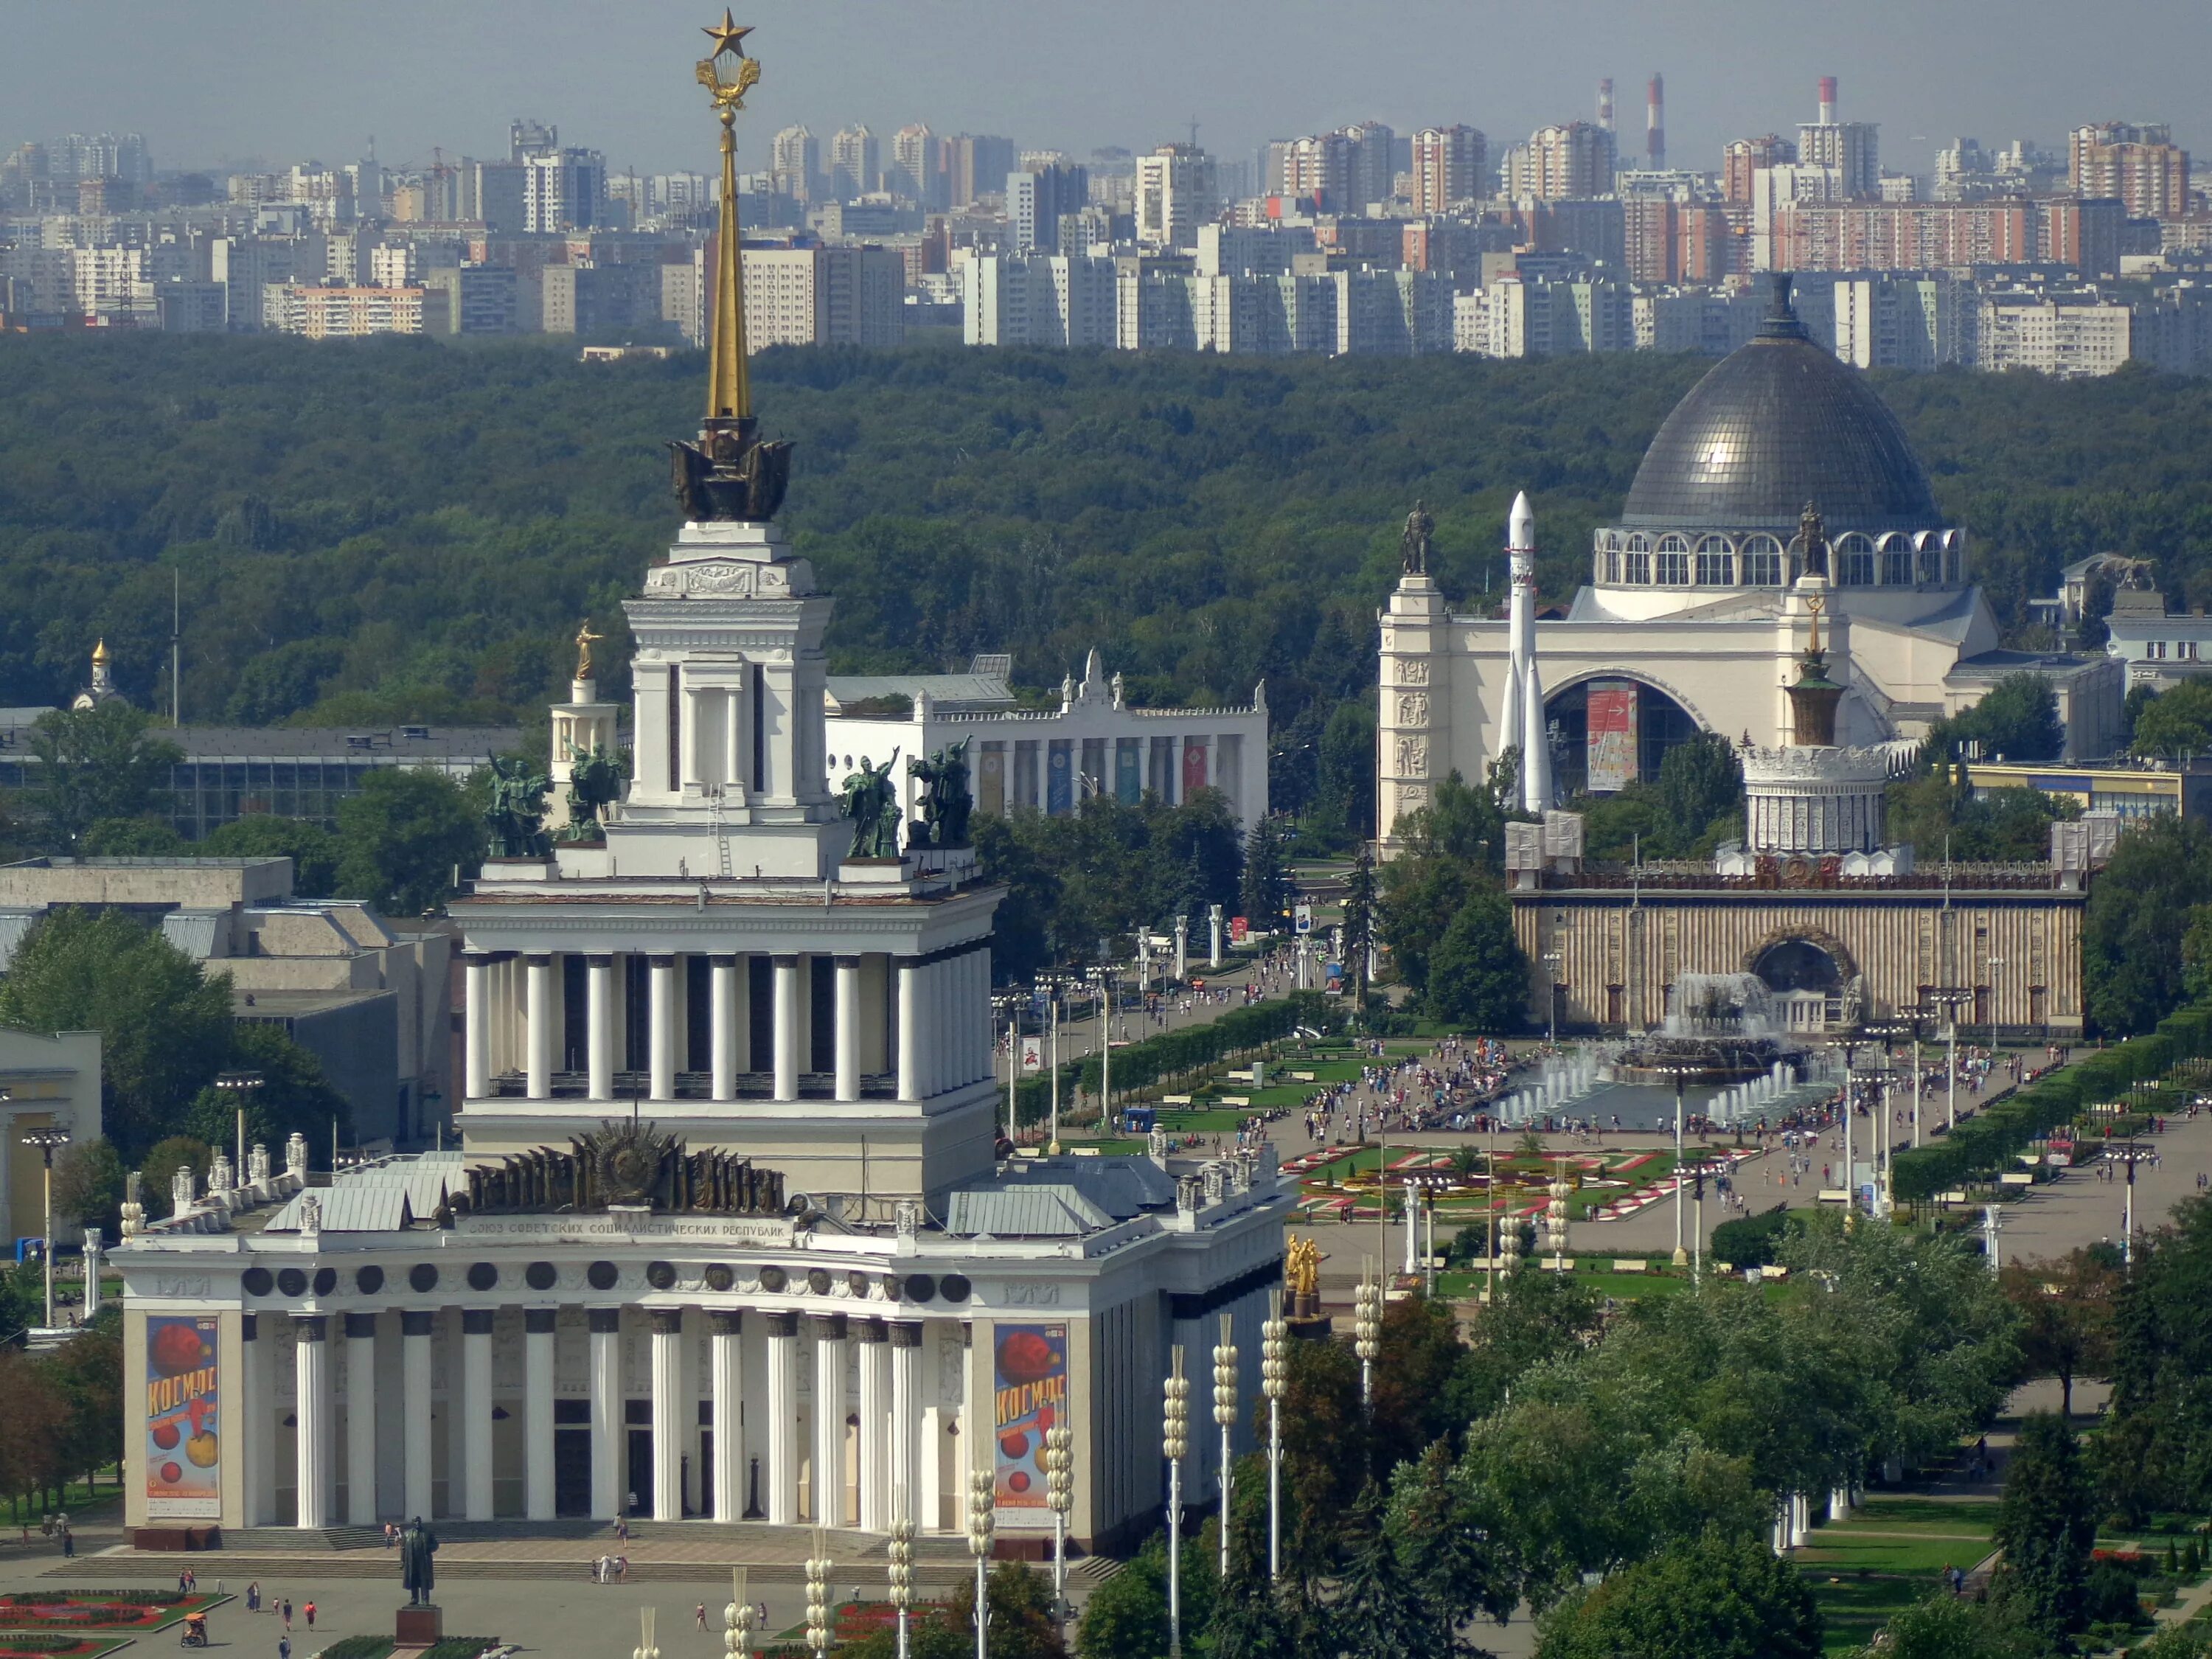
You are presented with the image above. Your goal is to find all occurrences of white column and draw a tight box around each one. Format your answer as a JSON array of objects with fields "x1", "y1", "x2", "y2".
[
  {"x1": 890, "y1": 1322, "x2": 922, "y2": 1531},
  {"x1": 651, "y1": 1309, "x2": 684, "y2": 1522},
  {"x1": 526, "y1": 953, "x2": 554, "y2": 1098},
  {"x1": 835, "y1": 955, "x2": 862, "y2": 1102},
  {"x1": 293, "y1": 1315, "x2": 331, "y2": 1528},
  {"x1": 856, "y1": 1318, "x2": 890, "y2": 1531},
  {"x1": 971, "y1": 950, "x2": 989, "y2": 1084},
  {"x1": 244, "y1": 1315, "x2": 276, "y2": 1526},
  {"x1": 588, "y1": 1309, "x2": 623, "y2": 1521},
  {"x1": 921, "y1": 960, "x2": 942, "y2": 1099},
  {"x1": 587, "y1": 954, "x2": 615, "y2": 1100},
  {"x1": 766, "y1": 1312, "x2": 799, "y2": 1525},
  {"x1": 710, "y1": 1310, "x2": 743, "y2": 1522},
  {"x1": 813, "y1": 1314, "x2": 849, "y2": 1527},
  {"x1": 463, "y1": 1310, "x2": 495, "y2": 1521},
  {"x1": 650, "y1": 954, "x2": 678, "y2": 1100},
  {"x1": 711, "y1": 954, "x2": 740, "y2": 1102},
  {"x1": 345, "y1": 1313, "x2": 378, "y2": 1525},
  {"x1": 773, "y1": 953, "x2": 801, "y2": 1101},
  {"x1": 464, "y1": 953, "x2": 491, "y2": 1097},
  {"x1": 524, "y1": 1309, "x2": 557, "y2": 1522},
  {"x1": 898, "y1": 957, "x2": 924, "y2": 1102},
  {"x1": 401, "y1": 1310, "x2": 434, "y2": 1520},
  {"x1": 681, "y1": 686, "x2": 703, "y2": 790}
]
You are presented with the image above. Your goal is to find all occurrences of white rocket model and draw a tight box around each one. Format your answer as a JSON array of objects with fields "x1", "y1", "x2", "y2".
[{"x1": 1502, "y1": 490, "x2": 1551, "y2": 813}]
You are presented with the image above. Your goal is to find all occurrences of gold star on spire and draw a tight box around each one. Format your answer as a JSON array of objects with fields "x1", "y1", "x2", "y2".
[{"x1": 702, "y1": 10, "x2": 751, "y2": 58}]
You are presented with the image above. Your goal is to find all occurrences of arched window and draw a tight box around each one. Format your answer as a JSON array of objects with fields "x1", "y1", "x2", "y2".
[
  {"x1": 1881, "y1": 535, "x2": 1913, "y2": 586},
  {"x1": 1944, "y1": 532, "x2": 1964, "y2": 585},
  {"x1": 1655, "y1": 534, "x2": 1690, "y2": 586},
  {"x1": 1624, "y1": 533, "x2": 1650, "y2": 585},
  {"x1": 1835, "y1": 533, "x2": 1875, "y2": 587},
  {"x1": 1595, "y1": 530, "x2": 1621, "y2": 583},
  {"x1": 1916, "y1": 532, "x2": 1942, "y2": 585},
  {"x1": 1695, "y1": 535, "x2": 1734, "y2": 586},
  {"x1": 1742, "y1": 535, "x2": 1784, "y2": 586}
]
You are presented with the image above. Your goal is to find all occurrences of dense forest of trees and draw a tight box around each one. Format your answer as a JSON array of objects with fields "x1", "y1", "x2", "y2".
[{"x1": 7, "y1": 335, "x2": 2212, "y2": 755}]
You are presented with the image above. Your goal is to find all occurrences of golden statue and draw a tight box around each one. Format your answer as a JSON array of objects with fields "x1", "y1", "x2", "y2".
[
  {"x1": 1285, "y1": 1234, "x2": 1321, "y2": 1300},
  {"x1": 574, "y1": 620, "x2": 604, "y2": 681}
]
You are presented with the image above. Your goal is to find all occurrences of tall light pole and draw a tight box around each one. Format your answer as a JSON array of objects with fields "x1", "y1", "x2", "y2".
[
  {"x1": 887, "y1": 1503, "x2": 914, "y2": 1659},
  {"x1": 1653, "y1": 1062, "x2": 1699, "y2": 1267},
  {"x1": 804, "y1": 1531, "x2": 833, "y2": 1659},
  {"x1": 22, "y1": 1128, "x2": 70, "y2": 1329},
  {"x1": 1260, "y1": 1292, "x2": 1287, "y2": 1582},
  {"x1": 1043, "y1": 1427, "x2": 1072, "y2": 1618},
  {"x1": 728, "y1": 1566, "x2": 756, "y2": 1659},
  {"x1": 214, "y1": 1070, "x2": 263, "y2": 1186},
  {"x1": 1352, "y1": 1270, "x2": 1381, "y2": 1408},
  {"x1": 1542, "y1": 950, "x2": 1562, "y2": 1048},
  {"x1": 1161, "y1": 1347, "x2": 1189, "y2": 1659},
  {"x1": 967, "y1": 1464, "x2": 995, "y2": 1659},
  {"x1": 1861, "y1": 1023, "x2": 1908, "y2": 1220},
  {"x1": 1837, "y1": 1040, "x2": 1860, "y2": 1232},
  {"x1": 1984, "y1": 956, "x2": 2006, "y2": 1045},
  {"x1": 1211, "y1": 1312, "x2": 1239, "y2": 1582}
]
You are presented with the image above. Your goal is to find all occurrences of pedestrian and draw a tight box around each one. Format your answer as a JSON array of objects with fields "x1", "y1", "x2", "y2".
[
  {"x1": 305, "y1": 1600, "x2": 316, "y2": 1629},
  {"x1": 282, "y1": 1599, "x2": 293, "y2": 1632},
  {"x1": 248, "y1": 1583, "x2": 261, "y2": 1614},
  {"x1": 279, "y1": 1638, "x2": 291, "y2": 1659},
  {"x1": 697, "y1": 1604, "x2": 709, "y2": 1631},
  {"x1": 60, "y1": 1526, "x2": 72, "y2": 1558}
]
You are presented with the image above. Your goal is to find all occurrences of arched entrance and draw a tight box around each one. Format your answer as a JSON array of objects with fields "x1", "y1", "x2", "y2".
[
  {"x1": 1543, "y1": 677, "x2": 1703, "y2": 798},
  {"x1": 1748, "y1": 935, "x2": 1854, "y2": 1032}
]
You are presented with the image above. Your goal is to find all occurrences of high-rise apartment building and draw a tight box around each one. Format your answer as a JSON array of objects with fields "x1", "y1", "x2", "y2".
[
  {"x1": 1282, "y1": 133, "x2": 1353, "y2": 210},
  {"x1": 1506, "y1": 122, "x2": 1615, "y2": 201},
  {"x1": 1411, "y1": 126, "x2": 1486, "y2": 214},
  {"x1": 1722, "y1": 134, "x2": 1795, "y2": 203},
  {"x1": 1342, "y1": 122, "x2": 1397, "y2": 209},
  {"x1": 771, "y1": 125, "x2": 819, "y2": 204},
  {"x1": 1796, "y1": 77, "x2": 1879, "y2": 198},
  {"x1": 1007, "y1": 164, "x2": 1089, "y2": 254},
  {"x1": 961, "y1": 253, "x2": 1118, "y2": 347},
  {"x1": 463, "y1": 160, "x2": 529, "y2": 233},
  {"x1": 45, "y1": 132, "x2": 153, "y2": 184},
  {"x1": 830, "y1": 125, "x2": 880, "y2": 201},
  {"x1": 2069, "y1": 123, "x2": 2191, "y2": 220},
  {"x1": 944, "y1": 136, "x2": 1017, "y2": 209},
  {"x1": 1135, "y1": 145, "x2": 1218, "y2": 249},
  {"x1": 524, "y1": 147, "x2": 606, "y2": 232},
  {"x1": 509, "y1": 119, "x2": 558, "y2": 161},
  {"x1": 889, "y1": 125, "x2": 942, "y2": 209}
]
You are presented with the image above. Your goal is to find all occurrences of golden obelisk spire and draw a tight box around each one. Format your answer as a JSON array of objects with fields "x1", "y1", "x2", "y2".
[{"x1": 696, "y1": 11, "x2": 759, "y2": 421}]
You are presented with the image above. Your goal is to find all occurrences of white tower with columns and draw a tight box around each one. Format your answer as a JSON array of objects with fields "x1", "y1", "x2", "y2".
[{"x1": 1505, "y1": 492, "x2": 1552, "y2": 813}]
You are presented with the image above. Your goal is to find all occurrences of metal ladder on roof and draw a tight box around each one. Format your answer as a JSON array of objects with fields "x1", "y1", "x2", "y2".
[{"x1": 707, "y1": 786, "x2": 733, "y2": 880}]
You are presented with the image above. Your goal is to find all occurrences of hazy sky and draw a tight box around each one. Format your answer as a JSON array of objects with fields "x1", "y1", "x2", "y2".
[{"x1": 3, "y1": 0, "x2": 2204, "y2": 181}]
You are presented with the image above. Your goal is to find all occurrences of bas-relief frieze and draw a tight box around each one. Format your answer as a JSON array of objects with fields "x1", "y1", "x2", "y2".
[
  {"x1": 1394, "y1": 692, "x2": 1430, "y2": 728},
  {"x1": 643, "y1": 560, "x2": 795, "y2": 599},
  {"x1": 1394, "y1": 658, "x2": 1430, "y2": 686},
  {"x1": 995, "y1": 1281, "x2": 1062, "y2": 1307}
]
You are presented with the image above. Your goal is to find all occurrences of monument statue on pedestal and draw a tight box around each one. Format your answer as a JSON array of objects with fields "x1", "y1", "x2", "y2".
[
  {"x1": 562, "y1": 744, "x2": 628, "y2": 842},
  {"x1": 1400, "y1": 498, "x2": 1434, "y2": 577},
  {"x1": 484, "y1": 756, "x2": 553, "y2": 859},
  {"x1": 400, "y1": 1515, "x2": 439, "y2": 1604},
  {"x1": 839, "y1": 750, "x2": 902, "y2": 858},
  {"x1": 908, "y1": 737, "x2": 973, "y2": 849}
]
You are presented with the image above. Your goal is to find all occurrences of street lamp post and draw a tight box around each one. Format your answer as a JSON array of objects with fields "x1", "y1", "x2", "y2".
[
  {"x1": 1260, "y1": 1292, "x2": 1287, "y2": 1582},
  {"x1": 213, "y1": 1070, "x2": 263, "y2": 1186},
  {"x1": 1352, "y1": 1270, "x2": 1381, "y2": 1408},
  {"x1": 1212, "y1": 1313, "x2": 1238, "y2": 1582},
  {"x1": 727, "y1": 1566, "x2": 756, "y2": 1659},
  {"x1": 1837, "y1": 1041, "x2": 1860, "y2": 1231},
  {"x1": 1861, "y1": 1023, "x2": 1909, "y2": 1220},
  {"x1": 1044, "y1": 1427, "x2": 1072, "y2": 1618},
  {"x1": 967, "y1": 1465, "x2": 995, "y2": 1659},
  {"x1": 1161, "y1": 1347, "x2": 1189, "y2": 1659},
  {"x1": 21, "y1": 1128, "x2": 70, "y2": 1329},
  {"x1": 1652, "y1": 1062, "x2": 1700, "y2": 1267},
  {"x1": 887, "y1": 1503, "x2": 914, "y2": 1659},
  {"x1": 1542, "y1": 950, "x2": 1562, "y2": 1048},
  {"x1": 804, "y1": 1531, "x2": 833, "y2": 1659},
  {"x1": 1984, "y1": 956, "x2": 2006, "y2": 1045}
]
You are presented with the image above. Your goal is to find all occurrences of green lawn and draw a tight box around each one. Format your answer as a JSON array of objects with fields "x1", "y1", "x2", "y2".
[{"x1": 1798, "y1": 1497, "x2": 1997, "y2": 1653}]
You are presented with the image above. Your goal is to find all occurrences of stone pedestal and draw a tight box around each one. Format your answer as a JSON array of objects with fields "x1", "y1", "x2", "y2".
[{"x1": 395, "y1": 1604, "x2": 443, "y2": 1647}]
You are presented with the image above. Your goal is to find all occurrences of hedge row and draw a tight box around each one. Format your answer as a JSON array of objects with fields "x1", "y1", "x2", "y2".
[{"x1": 1891, "y1": 1005, "x2": 2212, "y2": 1201}]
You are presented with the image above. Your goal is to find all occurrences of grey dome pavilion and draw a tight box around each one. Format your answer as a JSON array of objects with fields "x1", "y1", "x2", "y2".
[{"x1": 1591, "y1": 273, "x2": 1964, "y2": 597}]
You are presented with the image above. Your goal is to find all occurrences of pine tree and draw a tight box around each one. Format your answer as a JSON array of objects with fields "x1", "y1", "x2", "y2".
[{"x1": 1993, "y1": 1411, "x2": 2096, "y2": 1638}]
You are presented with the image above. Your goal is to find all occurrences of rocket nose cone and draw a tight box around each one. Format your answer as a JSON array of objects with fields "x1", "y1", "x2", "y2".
[{"x1": 1509, "y1": 490, "x2": 1534, "y2": 545}]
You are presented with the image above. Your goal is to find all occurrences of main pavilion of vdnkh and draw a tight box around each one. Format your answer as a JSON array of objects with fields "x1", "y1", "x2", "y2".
[{"x1": 115, "y1": 39, "x2": 1284, "y2": 1553}]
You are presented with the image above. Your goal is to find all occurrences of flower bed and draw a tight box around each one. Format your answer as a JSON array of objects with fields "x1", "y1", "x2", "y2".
[
  {"x1": 0, "y1": 1592, "x2": 223, "y2": 1630},
  {"x1": 0, "y1": 1638, "x2": 136, "y2": 1658}
]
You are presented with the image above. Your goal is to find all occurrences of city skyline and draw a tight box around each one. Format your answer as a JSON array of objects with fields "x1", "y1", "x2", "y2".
[{"x1": 4, "y1": 0, "x2": 2207, "y2": 183}]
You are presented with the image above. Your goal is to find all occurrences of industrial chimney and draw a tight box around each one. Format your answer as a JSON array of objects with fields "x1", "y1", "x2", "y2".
[
  {"x1": 1597, "y1": 77, "x2": 1615, "y2": 133},
  {"x1": 1818, "y1": 75, "x2": 1837, "y2": 125},
  {"x1": 1646, "y1": 73, "x2": 1665, "y2": 169}
]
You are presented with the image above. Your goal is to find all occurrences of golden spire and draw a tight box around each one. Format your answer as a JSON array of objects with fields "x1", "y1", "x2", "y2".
[
  {"x1": 695, "y1": 12, "x2": 761, "y2": 422},
  {"x1": 91, "y1": 639, "x2": 110, "y2": 667}
]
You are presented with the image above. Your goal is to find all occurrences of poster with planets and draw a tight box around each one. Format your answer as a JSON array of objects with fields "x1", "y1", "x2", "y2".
[
  {"x1": 992, "y1": 1323, "x2": 1068, "y2": 1511},
  {"x1": 145, "y1": 1315, "x2": 220, "y2": 1517}
]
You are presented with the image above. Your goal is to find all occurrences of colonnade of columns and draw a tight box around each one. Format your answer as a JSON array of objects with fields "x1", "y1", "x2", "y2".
[
  {"x1": 462, "y1": 943, "x2": 992, "y2": 1105},
  {"x1": 247, "y1": 1308, "x2": 933, "y2": 1532}
]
